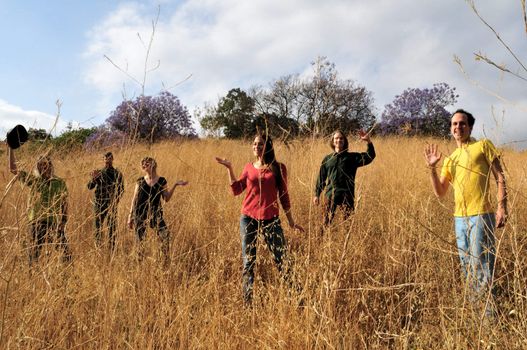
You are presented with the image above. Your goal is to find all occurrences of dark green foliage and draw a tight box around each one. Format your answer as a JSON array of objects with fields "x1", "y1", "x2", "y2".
[
  {"x1": 28, "y1": 128, "x2": 51, "y2": 141},
  {"x1": 199, "y1": 57, "x2": 376, "y2": 139},
  {"x1": 199, "y1": 88, "x2": 256, "y2": 139},
  {"x1": 52, "y1": 127, "x2": 98, "y2": 149}
]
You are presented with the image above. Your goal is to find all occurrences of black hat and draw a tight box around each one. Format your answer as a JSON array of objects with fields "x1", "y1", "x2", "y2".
[{"x1": 6, "y1": 125, "x2": 28, "y2": 149}]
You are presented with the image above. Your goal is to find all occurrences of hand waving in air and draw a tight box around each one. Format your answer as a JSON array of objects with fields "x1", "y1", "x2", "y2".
[
  {"x1": 358, "y1": 129, "x2": 371, "y2": 143},
  {"x1": 424, "y1": 144, "x2": 442, "y2": 168},
  {"x1": 215, "y1": 157, "x2": 232, "y2": 169}
]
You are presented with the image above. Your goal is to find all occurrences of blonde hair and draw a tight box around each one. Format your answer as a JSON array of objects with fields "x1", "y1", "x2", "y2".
[{"x1": 141, "y1": 157, "x2": 157, "y2": 171}]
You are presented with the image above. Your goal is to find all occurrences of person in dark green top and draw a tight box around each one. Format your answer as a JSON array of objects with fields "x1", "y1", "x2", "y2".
[
  {"x1": 8, "y1": 146, "x2": 71, "y2": 265},
  {"x1": 87, "y1": 152, "x2": 124, "y2": 252},
  {"x1": 313, "y1": 130, "x2": 376, "y2": 226}
]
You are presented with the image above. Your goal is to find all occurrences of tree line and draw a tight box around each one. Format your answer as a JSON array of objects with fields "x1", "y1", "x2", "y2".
[{"x1": 22, "y1": 56, "x2": 458, "y2": 148}]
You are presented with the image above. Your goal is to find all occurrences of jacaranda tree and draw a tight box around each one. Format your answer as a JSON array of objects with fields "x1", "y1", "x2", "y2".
[
  {"x1": 379, "y1": 83, "x2": 458, "y2": 137},
  {"x1": 107, "y1": 91, "x2": 196, "y2": 143}
]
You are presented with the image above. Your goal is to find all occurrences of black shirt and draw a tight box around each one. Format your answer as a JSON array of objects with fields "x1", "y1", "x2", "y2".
[
  {"x1": 87, "y1": 166, "x2": 124, "y2": 207},
  {"x1": 134, "y1": 176, "x2": 167, "y2": 222}
]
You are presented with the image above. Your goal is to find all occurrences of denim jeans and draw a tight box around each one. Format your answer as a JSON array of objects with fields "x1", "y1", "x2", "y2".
[
  {"x1": 239, "y1": 214, "x2": 289, "y2": 303},
  {"x1": 454, "y1": 213, "x2": 496, "y2": 297}
]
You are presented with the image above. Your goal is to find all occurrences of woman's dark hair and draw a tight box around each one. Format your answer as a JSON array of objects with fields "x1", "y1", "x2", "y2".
[
  {"x1": 257, "y1": 133, "x2": 284, "y2": 191},
  {"x1": 329, "y1": 130, "x2": 349, "y2": 151}
]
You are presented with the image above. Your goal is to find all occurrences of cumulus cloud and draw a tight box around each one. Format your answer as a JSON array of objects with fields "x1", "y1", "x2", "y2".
[
  {"x1": 0, "y1": 100, "x2": 68, "y2": 138},
  {"x1": 82, "y1": 0, "x2": 527, "y2": 146}
]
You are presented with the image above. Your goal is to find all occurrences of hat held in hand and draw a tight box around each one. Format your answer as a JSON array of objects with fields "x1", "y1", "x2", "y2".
[{"x1": 6, "y1": 125, "x2": 28, "y2": 149}]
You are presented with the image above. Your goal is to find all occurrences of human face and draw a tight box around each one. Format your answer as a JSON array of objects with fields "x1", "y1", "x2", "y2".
[
  {"x1": 451, "y1": 112, "x2": 472, "y2": 144},
  {"x1": 333, "y1": 132, "x2": 345, "y2": 152},
  {"x1": 141, "y1": 158, "x2": 155, "y2": 173},
  {"x1": 253, "y1": 136, "x2": 265, "y2": 158},
  {"x1": 37, "y1": 160, "x2": 53, "y2": 178},
  {"x1": 104, "y1": 154, "x2": 113, "y2": 168}
]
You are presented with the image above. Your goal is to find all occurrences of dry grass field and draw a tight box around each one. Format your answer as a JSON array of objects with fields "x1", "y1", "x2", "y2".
[{"x1": 0, "y1": 136, "x2": 526, "y2": 349}]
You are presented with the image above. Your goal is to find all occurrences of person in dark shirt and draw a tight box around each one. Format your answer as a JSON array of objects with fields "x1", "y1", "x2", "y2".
[
  {"x1": 127, "y1": 157, "x2": 188, "y2": 264},
  {"x1": 87, "y1": 152, "x2": 124, "y2": 252},
  {"x1": 313, "y1": 130, "x2": 376, "y2": 226}
]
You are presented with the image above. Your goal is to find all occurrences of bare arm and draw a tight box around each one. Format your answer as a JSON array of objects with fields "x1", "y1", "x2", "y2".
[
  {"x1": 424, "y1": 144, "x2": 449, "y2": 197},
  {"x1": 491, "y1": 157, "x2": 508, "y2": 228},
  {"x1": 163, "y1": 180, "x2": 188, "y2": 202},
  {"x1": 8, "y1": 146, "x2": 17, "y2": 175},
  {"x1": 215, "y1": 157, "x2": 237, "y2": 183},
  {"x1": 284, "y1": 210, "x2": 305, "y2": 232},
  {"x1": 128, "y1": 183, "x2": 139, "y2": 229}
]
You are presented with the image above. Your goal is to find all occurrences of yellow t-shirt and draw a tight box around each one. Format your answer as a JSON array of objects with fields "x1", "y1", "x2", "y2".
[{"x1": 440, "y1": 138, "x2": 499, "y2": 217}]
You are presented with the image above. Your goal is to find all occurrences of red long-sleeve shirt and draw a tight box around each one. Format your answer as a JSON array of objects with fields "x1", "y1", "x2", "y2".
[{"x1": 230, "y1": 162, "x2": 291, "y2": 220}]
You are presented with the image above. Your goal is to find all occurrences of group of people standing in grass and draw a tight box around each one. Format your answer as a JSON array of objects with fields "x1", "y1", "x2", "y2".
[
  {"x1": 6, "y1": 108, "x2": 508, "y2": 315},
  {"x1": 7, "y1": 149, "x2": 188, "y2": 266}
]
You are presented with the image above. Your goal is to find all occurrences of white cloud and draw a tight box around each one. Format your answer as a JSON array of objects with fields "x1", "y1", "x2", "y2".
[
  {"x1": 0, "y1": 100, "x2": 68, "y2": 137},
  {"x1": 82, "y1": 0, "x2": 527, "y2": 147}
]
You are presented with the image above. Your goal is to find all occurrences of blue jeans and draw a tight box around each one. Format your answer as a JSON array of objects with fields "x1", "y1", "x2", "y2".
[
  {"x1": 239, "y1": 215, "x2": 289, "y2": 303},
  {"x1": 454, "y1": 213, "x2": 496, "y2": 297}
]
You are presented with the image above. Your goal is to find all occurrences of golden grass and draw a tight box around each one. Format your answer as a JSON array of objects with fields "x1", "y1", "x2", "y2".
[{"x1": 0, "y1": 136, "x2": 526, "y2": 349}]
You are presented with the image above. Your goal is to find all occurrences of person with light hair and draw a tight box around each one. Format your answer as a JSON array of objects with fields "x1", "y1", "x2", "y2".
[
  {"x1": 8, "y1": 146, "x2": 71, "y2": 265},
  {"x1": 424, "y1": 109, "x2": 508, "y2": 317},
  {"x1": 127, "y1": 157, "x2": 188, "y2": 265}
]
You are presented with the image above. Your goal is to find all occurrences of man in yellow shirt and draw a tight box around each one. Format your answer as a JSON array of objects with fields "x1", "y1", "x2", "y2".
[{"x1": 424, "y1": 109, "x2": 507, "y2": 314}]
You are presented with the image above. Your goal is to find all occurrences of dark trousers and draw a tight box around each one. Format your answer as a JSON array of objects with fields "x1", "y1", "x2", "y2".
[
  {"x1": 94, "y1": 203, "x2": 118, "y2": 251},
  {"x1": 323, "y1": 193, "x2": 354, "y2": 226},
  {"x1": 134, "y1": 214, "x2": 169, "y2": 264},
  {"x1": 29, "y1": 220, "x2": 71, "y2": 265},
  {"x1": 239, "y1": 215, "x2": 291, "y2": 303}
]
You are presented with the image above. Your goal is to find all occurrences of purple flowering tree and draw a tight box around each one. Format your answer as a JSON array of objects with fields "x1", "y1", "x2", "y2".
[
  {"x1": 107, "y1": 91, "x2": 197, "y2": 143},
  {"x1": 83, "y1": 127, "x2": 128, "y2": 150},
  {"x1": 379, "y1": 83, "x2": 458, "y2": 137}
]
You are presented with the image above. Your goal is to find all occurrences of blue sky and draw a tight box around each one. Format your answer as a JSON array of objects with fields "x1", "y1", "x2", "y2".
[{"x1": 1, "y1": 0, "x2": 526, "y2": 148}]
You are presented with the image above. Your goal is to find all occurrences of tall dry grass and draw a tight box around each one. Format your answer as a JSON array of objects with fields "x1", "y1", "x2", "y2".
[{"x1": 0, "y1": 136, "x2": 526, "y2": 349}]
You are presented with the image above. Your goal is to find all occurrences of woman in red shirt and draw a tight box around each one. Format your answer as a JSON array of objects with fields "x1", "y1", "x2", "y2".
[{"x1": 216, "y1": 133, "x2": 304, "y2": 304}]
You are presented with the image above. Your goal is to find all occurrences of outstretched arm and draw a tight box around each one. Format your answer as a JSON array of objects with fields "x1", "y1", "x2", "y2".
[
  {"x1": 491, "y1": 157, "x2": 508, "y2": 228},
  {"x1": 356, "y1": 130, "x2": 376, "y2": 166},
  {"x1": 163, "y1": 180, "x2": 189, "y2": 202},
  {"x1": 424, "y1": 144, "x2": 449, "y2": 197},
  {"x1": 215, "y1": 157, "x2": 237, "y2": 184}
]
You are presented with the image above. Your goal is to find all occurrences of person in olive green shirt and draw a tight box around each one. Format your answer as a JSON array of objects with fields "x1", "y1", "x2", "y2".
[
  {"x1": 8, "y1": 146, "x2": 71, "y2": 265},
  {"x1": 87, "y1": 152, "x2": 124, "y2": 251},
  {"x1": 313, "y1": 130, "x2": 376, "y2": 226}
]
